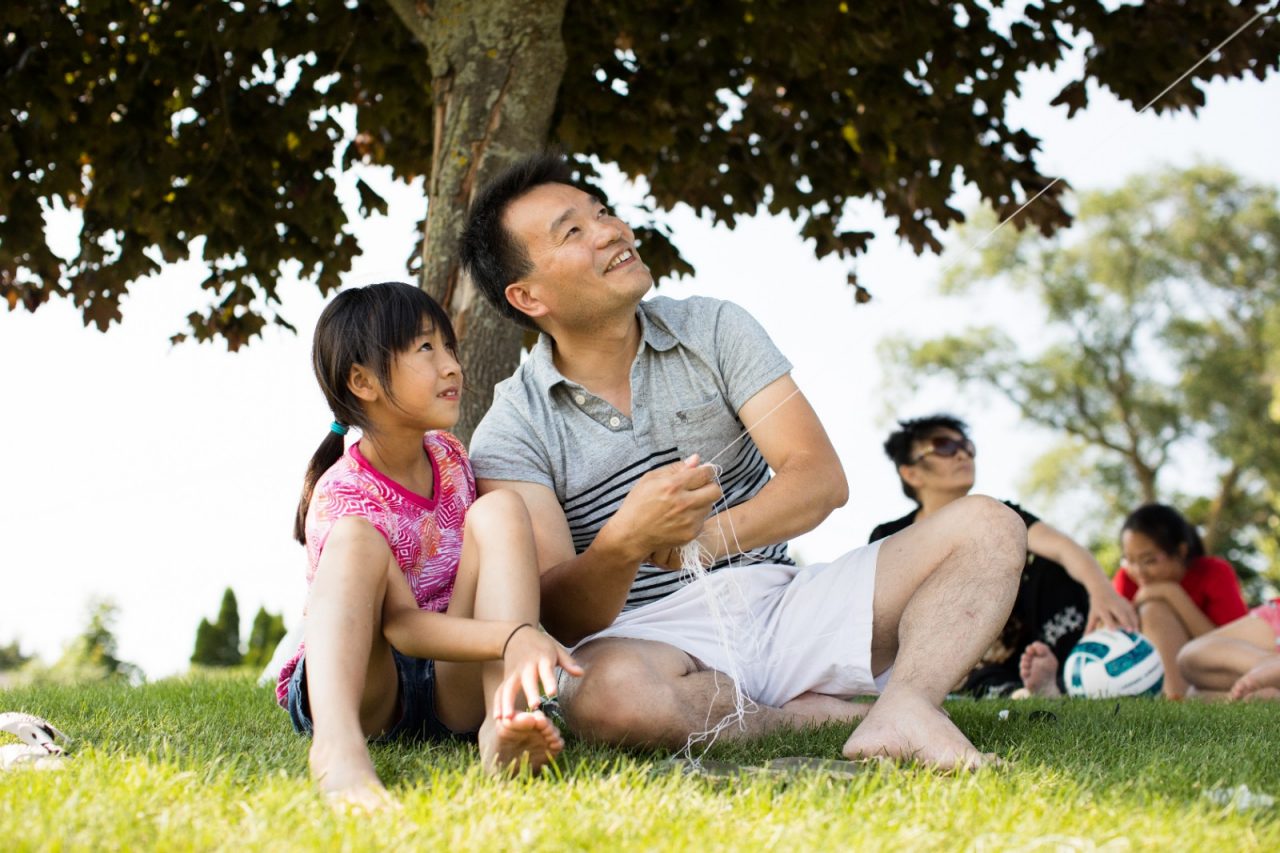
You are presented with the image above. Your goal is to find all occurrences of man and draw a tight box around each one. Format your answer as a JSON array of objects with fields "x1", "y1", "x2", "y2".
[
  {"x1": 460, "y1": 153, "x2": 1025, "y2": 769},
  {"x1": 870, "y1": 415, "x2": 1137, "y2": 697}
]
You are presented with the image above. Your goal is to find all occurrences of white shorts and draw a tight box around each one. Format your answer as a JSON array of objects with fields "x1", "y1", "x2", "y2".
[{"x1": 573, "y1": 541, "x2": 886, "y2": 707}]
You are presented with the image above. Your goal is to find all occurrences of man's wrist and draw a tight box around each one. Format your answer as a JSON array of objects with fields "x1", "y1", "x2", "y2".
[{"x1": 592, "y1": 518, "x2": 649, "y2": 566}]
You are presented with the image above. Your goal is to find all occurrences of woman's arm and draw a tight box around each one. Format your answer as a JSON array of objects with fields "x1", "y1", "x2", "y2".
[{"x1": 1027, "y1": 521, "x2": 1138, "y2": 631}]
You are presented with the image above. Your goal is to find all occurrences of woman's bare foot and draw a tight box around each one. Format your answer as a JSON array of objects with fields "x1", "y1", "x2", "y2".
[
  {"x1": 310, "y1": 736, "x2": 395, "y2": 812},
  {"x1": 1018, "y1": 642, "x2": 1062, "y2": 697},
  {"x1": 781, "y1": 692, "x2": 872, "y2": 726},
  {"x1": 1229, "y1": 656, "x2": 1280, "y2": 701},
  {"x1": 842, "y1": 688, "x2": 994, "y2": 771},
  {"x1": 480, "y1": 710, "x2": 565, "y2": 776}
]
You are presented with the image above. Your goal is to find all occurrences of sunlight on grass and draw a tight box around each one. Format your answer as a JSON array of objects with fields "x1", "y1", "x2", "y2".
[{"x1": 2, "y1": 675, "x2": 1277, "y2": 850}]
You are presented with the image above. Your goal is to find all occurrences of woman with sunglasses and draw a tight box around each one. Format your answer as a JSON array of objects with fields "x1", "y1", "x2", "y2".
[{"x1": 869, "y1": 414, "x2": 1138, "y2": 698}]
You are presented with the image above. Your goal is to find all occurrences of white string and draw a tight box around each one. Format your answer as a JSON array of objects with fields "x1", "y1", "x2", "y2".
[
  {"x1": 668, "y1": 11, "x2": 1276, "y2": 764},
  {"x1": 937, "y1": 6, "x2": 1274, "y2": 277}
]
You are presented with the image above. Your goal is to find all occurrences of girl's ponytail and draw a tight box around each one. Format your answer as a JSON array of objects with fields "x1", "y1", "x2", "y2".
[{"x1": 294, "y1": 424, "x2": 348, "y2": 545}]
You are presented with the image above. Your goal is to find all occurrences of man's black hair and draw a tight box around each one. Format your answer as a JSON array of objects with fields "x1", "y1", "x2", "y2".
[
  {"x1": 459, "y1": 151, "x2": 577, "y2": 332},
  {"x1": 882, "y1": 414, "x2": 970, "y2": 503}
]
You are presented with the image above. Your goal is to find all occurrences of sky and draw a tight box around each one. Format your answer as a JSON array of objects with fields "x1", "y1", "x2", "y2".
[{"x1": 2, "y1": 51, "x2": 1278, "y2": 680}]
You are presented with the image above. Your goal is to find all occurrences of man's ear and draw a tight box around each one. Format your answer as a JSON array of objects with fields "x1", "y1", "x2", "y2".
[
  {"x1": 505, "y1": 281, "x2": 548, "y2": 321},
  {"x1": 347, "y1": 363, "x2": 380, "y2": 403}
]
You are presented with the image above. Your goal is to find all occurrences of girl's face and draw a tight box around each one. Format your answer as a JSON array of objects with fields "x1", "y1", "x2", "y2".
[
  {"x1": 384, "y1": 321, "x2": 462, "y2": 431},
  {"x1": 1121, "y1": 528, "x2": 1187, "y2": 585}
]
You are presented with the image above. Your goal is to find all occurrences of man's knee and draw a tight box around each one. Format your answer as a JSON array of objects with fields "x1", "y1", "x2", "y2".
[
  {"x1": 561, "y1": 645, "x2": 686, "y2": 747},
  {"x1": 954, "y1": 495, "x2": 1026, "y2": 570}
]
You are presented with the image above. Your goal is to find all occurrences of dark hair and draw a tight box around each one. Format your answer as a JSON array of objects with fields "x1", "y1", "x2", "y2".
[
  {"x1": 1121, "y1": 503, "x2": 1205, "y2": 563},
  {"x1": 882, "y1": 414, "x2": 970, "y2": 502},
  {"x1": 293, "y1": 282, "x2": 458, "y2": 544},
  {"x1": 459, "y1": 151, "x2": 577, "y2": 331}
]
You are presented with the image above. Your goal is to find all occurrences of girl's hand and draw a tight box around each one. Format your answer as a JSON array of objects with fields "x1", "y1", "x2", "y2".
[
  {"x1": 1132, "y1": 580, "x2": 1177, "y2": 606},
  {"x1": 494, "y1": 625, "x2": 584, "y2": 720}
]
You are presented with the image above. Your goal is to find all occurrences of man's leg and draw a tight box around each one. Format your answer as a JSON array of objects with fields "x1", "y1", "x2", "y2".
[
  {"x1": 843, "y1": 495, "x2": 1024, "y2": 769},
  {"x1": 559, "y1": 637, "x2": 864, "y2": 750}
]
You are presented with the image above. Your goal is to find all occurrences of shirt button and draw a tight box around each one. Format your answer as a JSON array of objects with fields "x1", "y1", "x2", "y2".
[
  {"x1": 574, "y1": 394, "x2": 586, "y2": 405},
  {"x1": 609, "y1": 416, "x2": 621, "y2": 428}
]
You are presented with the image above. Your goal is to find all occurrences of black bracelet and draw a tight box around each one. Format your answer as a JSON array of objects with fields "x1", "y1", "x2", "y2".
[{"x1": 501, "y1": 623, "x2": 533, "y2": 659}]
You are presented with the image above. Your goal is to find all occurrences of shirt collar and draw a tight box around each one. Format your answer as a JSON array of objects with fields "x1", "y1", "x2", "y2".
[{"x1": 527, "y1": 301, "x2": 679, "y2": 392}]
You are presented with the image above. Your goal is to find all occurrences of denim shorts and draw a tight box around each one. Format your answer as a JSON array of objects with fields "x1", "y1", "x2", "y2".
[{"x1": 286, "y1": 649, "x2": 456, "y2": 743}]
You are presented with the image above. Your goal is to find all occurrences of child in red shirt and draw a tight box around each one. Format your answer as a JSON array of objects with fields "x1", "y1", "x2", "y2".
[{"x1": 1111, "y1": 503, "x2": 1247, "y2": 697}]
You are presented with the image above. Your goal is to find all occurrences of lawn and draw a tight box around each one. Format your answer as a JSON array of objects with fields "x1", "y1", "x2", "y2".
[{"x1": 1, "y1": 674, "x2": 1277, "y2": 850}]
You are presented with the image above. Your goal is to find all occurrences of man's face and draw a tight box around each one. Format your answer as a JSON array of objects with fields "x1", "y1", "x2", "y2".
[
  {"x1": 906, "y1": 428, "x2": 976, "y2": 495},
  {"x1": 502, "y1": 183, "x2": 653, "y2": 327}
]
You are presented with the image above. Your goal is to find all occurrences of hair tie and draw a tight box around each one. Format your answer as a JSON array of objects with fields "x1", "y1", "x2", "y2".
[{"x1": 329, "y1": 421, "x2": 349, "y2": 436}]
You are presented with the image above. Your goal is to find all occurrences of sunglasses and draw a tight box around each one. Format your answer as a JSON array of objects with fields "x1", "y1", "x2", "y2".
[{"x1": 910, "y1": 436, "x2": 976, "y2": 464}]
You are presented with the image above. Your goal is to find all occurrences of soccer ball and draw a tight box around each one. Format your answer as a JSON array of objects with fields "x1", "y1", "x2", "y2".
[{"x1": 1064, "y1": 629, "x2": 1164, "y2": 698}]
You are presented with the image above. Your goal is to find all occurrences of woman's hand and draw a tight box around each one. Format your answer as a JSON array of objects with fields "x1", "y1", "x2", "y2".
[
  {"x1": 1086, "y1": 587, "x2": 1140, "y2": 632},
  {"x1": 493, "y1": 625, "x2": 584, "y2": 720}
]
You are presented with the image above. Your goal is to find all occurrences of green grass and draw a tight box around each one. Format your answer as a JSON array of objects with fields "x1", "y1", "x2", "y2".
[{"x1": 2, "y1": 674, "x2": 1278, "y2": 850}]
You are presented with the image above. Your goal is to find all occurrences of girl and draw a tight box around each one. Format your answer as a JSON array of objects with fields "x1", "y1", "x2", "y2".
[
  {"x1": 1109, "y1": 503, "x2": 1247, "y2": 697},
  {"x1": 1178, "y1": 598, "x2": 1280, "y2": 700},
  {"x1": 276, "y1": 282, "x2": 581, "y2": 808}
]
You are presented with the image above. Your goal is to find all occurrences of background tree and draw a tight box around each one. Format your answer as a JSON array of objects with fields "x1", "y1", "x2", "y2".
[
  {"x1": 242, "y1": 606, "x2": 287, "y2": 671},
  {"x1": 191, "y1": 587, "x2": 243, "y2": 667},
  {"x1": 3, "y1": 2, "x2": 1277, "y2": 439},
  {"x1": 881, "y1": 164, "x2": 1280, "y2": 594},
  {"x1": 38, "y1": 598, "x2": 142, "y2": 684},
  {"x1": 0, "y1": 639, "x2": 31, "y2": 672}
]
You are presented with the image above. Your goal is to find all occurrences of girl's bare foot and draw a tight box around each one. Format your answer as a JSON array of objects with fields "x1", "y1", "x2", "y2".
[
  {"x1": 1018, "y1": 642, "x2": 1062, "y2": 697},
  {"x1": 480, "y1": 710, "x2": 565, "y2": 776},
  {"x1": 842, "y1": 688, "x2": 994, "y2": 771},
  {"x1": 310, "y1": 737, "x2": 395, "y2": 812},
  {"x1": 1229, "y1": 656, "x2": 1280, "y2": 701}
]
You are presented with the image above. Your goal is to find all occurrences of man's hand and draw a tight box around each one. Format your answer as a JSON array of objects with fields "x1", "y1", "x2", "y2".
[
  {"x1": 603, "y1": 455, "x2": 722, "y2": 566},
  {"x1": 647, "y1": 536, "x2": 714, "y2": 572},
  {"x1": 1086, "y1": 587, "x2": 1140, "y2": 632}
]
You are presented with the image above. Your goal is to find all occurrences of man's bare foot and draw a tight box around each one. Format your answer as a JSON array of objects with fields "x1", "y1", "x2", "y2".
[
  {"x1": 842, "y1": 689, "x2": 994, "y2": 771},
  {"x1": 1229, "y1": 657, "x2": 1280, "y2": 701},
  {"x1": 781, "y1": 692, "x2": 872, "y2": 726},
  {"x1": 480, "y1": 710, "x2": 565, "y2": 776},
  {"x1": 310, "y1": 737, "x2": 395, "y2": 812},
  {"x1": 1018, "y1": 642, "x2": 1061, "y2": 697}
]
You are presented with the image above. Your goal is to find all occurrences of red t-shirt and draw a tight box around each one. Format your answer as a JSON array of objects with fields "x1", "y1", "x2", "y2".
[{"x1": 1113, "y1": 555, "x2": 1248, "y2": 627}]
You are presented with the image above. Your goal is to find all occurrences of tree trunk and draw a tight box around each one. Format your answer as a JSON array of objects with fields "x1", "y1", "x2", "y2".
[
  {"x1": 386, "y1": 0, "x2": 568, "y2": 445},
  {"x1": 1202, "y1": 465, "x2": 1241, "y2": 555}
]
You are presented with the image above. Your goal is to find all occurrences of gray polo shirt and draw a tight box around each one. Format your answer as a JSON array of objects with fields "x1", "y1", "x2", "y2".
[{"x1": 470, "y1": 295, "x2": 794, "y2": 612}]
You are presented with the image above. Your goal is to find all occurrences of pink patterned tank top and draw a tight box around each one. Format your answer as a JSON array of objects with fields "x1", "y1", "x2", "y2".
[{"x1": 276, "y1": 430, "x2": 476, "y2": 705}]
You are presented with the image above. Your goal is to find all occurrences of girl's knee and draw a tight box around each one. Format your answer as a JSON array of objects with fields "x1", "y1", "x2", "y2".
[{"x1": 466, "y1": 489, "x2": 532, "y2": 530}]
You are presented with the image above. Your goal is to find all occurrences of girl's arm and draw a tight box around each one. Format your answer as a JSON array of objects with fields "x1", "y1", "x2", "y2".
[
  {"x1": 382, "y1": 607, "x2": 525, "y2": 663},
  {"x1": 1027, "y1": 521, "x2": 1138, "y2": 632},
  {"x1": 1134, "y1": 582, "x2": 1216, "y2": 638},
  {"x1": 319, "y1": 517, "x2": 529, "y2": 662}
]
